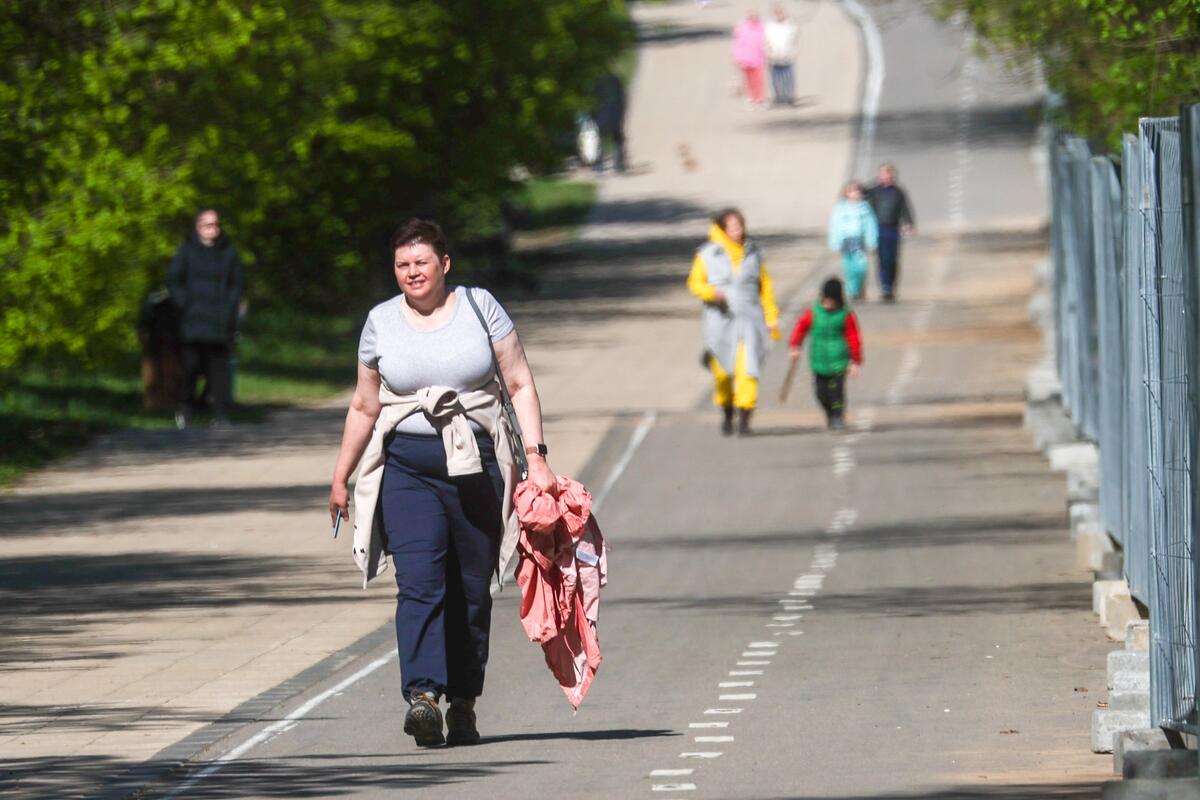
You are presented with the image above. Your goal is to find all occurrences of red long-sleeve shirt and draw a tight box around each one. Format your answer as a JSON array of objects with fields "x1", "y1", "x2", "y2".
[{"x1": 788, "y1": 309, "x2": 863, "y2": 364}]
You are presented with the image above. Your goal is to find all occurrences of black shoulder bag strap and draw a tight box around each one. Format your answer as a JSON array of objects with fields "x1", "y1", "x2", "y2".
[{"x1": 464, "y1": 288, "x2": 529, "y2": 479}]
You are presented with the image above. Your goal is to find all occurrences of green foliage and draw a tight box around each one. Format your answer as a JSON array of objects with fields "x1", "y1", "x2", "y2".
[
  {"x1": 936, "y1": 0, "x2": 1200, "y2": 147},
  {"x1": 0, "y1": 0, "x2": 632, "y2": 373}
]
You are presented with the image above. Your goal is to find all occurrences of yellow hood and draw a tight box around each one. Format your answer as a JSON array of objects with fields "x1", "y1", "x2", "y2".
[{"x1": 709, "y1": 224, "x2": 745, "y2": 267}]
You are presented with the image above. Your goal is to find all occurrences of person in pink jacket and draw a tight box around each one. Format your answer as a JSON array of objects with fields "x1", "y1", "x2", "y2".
[{"x1": 732, "y1": 11, "x2": 767, "y2": 106}]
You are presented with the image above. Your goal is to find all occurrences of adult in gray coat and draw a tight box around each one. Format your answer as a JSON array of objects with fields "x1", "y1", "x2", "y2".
[{"x1": 167, "y1": 208, "x2": 244, "y2": 428}]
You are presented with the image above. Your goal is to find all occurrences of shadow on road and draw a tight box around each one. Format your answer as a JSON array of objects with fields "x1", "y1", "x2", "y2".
[
  {"x1": 757, "y1": 101, "x2": 1042, "y2": 147},
  {"x1": 481, "y1": 727, "x2": 676, "y2": 745},
  {"x1": 0, "y1": 552, "x2": 360, "y2": 667},
  {"x1": 1, "y1": 755, "x2": 552, "y2": 800}
]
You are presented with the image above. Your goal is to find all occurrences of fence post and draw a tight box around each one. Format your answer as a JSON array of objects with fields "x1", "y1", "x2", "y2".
[{"x1": 1179, "y1": 104, "x2": 1200, "y2": 762}]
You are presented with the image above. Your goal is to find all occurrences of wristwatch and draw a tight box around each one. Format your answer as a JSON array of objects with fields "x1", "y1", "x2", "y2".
[{"x1": 525, "y1": 443, "x2": 549, "y2": 457}]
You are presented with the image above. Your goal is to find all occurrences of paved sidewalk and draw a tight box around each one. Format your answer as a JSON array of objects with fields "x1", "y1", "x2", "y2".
[{"x1": 0, "y1": 2, "x2": 860, "y2": 796}]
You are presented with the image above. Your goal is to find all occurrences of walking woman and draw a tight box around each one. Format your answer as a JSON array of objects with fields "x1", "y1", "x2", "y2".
[
  {"x1": 688, "y1": 208, "x2": 781, "y2": 436},
  {"x1": 329, "y1": 219, "x2": 557, "y2": 748},
  {"x1": 732, "y1": 10, "x2": 767, "y2": 107},
  {"x1": 828, "y1": 180, "x2": 879, "y2": 301}
]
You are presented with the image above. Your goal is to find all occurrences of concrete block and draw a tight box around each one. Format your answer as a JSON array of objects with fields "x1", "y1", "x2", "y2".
[
  {"x1": 1116, "y1": 729, "x2": 1175, "y2": 775},
  {"x1": 1123, "y1": 747, "x2": 1198, "y2": 780},
  {"x1": 1068, "y1": 460, "x2": 1101, "y2": 499},
  {"x1": 1110, "y1": 690, "x2": 1151, "y2": 712},
  {"x1": 1097, "y1": 580, "x2": 1127, "y2": 615},
  {"x1": 1071, "y1": 502, "x2": 1102, "y2": 540},
  {"x1": 1098, "y1": 550, "x2": 1125, "y2": 580},
  {"x1": 1107, "y1": 594, "x2": 1143, "y2": 643},
  {"x1": 1050, "y1": 441, "x2": 1099, "y2": 472},
  {"x1": 1079, "y1": 526, "x2": 1118, "y2": 571},
  {"x1": 1128, "y1": 621, "x2": 1151, "y2": 652},
  {"x1": 1029, "y1": 290, "x2": 1052, "y2": 328},
  {"x1": 1112, "y1": 669, "x2": 1151, "y2": 694},
  {"x1": 1094, "y1": 708, "x2": 1154, "y2": 753},
  {"x1": 1026, "y1": 366, "x2": 1062, "y2": 403},
  {"x1": 1109, "y1": 651, "x2": 1152, "y2": 684},
  {"x1": 1025, "y1": 401, "x2": 1078, "y2": 451},
  {"x1": 1101, "y1": 778, "x2": 1200, "y2": 799}
]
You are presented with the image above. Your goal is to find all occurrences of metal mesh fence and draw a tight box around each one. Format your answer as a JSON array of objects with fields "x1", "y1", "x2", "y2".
[
  {"x1": 1121, "y1": 135, "x2": 1153, "y2": 604},
  {"x1": 1048, "y1": 107, "x2": 1199, "y2": 736},
  {"x1": 1091, "y1": 156, "x2": 1125, "y2": 545},
  {"x1": 1182, "y1": 103, "x2": 1200, "y2": 751}
]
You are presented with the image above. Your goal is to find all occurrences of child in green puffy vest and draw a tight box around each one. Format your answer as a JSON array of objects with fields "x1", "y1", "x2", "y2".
[{"x1": 787, "y1": 277, "x2": 863, "y2": 430}]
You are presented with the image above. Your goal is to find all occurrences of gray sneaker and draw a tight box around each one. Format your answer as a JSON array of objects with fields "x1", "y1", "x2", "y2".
[
  {"x1": 403, "y1": 693, "x2": 444, "y2": 747},
  {"x1": 445, "y1": 697, "x2": 480, "y2": 746}
]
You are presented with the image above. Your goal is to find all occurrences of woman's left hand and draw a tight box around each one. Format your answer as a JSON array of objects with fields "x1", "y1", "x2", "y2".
[
  {"x1": 526, "y1": 456, "x2": 558, "y2": 495},
  {"x1": 769, "y1": 324, "x2": 781, "y2": 341}
]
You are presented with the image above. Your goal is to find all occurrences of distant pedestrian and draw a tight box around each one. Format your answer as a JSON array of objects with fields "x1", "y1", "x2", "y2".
[
  {"x1": 788, "y1": 277, "x2": 863, "y2": 430},
  {"x1": 330, "y1": 218, "x2": 557, "y2": 748},
  {"x1": 827, "y1": 180, "x2": 878, "y2": 301},
  {"x1": 688, "y1": 208, "x2": 781, "y2": 436},
  {"x1": 167, "y1": 208, "x2": 243, "y2": 429},
  {"x1": 765, "y1": 4, "x2": 798, "y2": 106},
  {"x1": 866, "y1": 163, "x2": 916, "y2": 302},
  {"x1": 732, "y1": 11, "x2": 767, "y2": 107},
  {"x1": 593, "y1": 71, "x2": 628, "y2": 173}
]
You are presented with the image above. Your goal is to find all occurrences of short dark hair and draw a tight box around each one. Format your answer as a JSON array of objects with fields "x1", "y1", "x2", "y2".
[
  {"x1": 821, "y1": 276, "x2": 845, "y2": 308},
  {"x1": 390, "y1": 218, "x2": 449, "y2": 260},
  {"x1": 194, "y1": 207, "x2": 219, "y2": 223},
  {"x1": 713, "y1": 207, "x2": 745, "y2": 234}
]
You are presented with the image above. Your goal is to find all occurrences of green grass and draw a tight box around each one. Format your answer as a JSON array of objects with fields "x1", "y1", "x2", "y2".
[
  {"x1": 0, "y1": 304, "x2": 362, "y2": 486},
  {"x1": 511, "y1": 177, "x2": 597, "y2": 233}
]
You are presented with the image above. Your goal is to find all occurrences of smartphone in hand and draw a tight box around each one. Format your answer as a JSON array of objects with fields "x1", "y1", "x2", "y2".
[{"x1": 332, "y1": 512, "x2": 342, "y2": 539}]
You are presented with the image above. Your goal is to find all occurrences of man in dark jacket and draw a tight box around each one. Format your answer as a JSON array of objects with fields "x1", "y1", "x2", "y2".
[
  {"x1": 593, "y1": 71, "x2": 627, "y2": 173},
  {"x1": 865, "y1": 163, "x2": 916, "y2": 302},
  {"x1": 167, "y1": 208, "x2": 243, "y2": 428}
]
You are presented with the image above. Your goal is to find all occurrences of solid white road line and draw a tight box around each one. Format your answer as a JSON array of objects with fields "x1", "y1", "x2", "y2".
[
  {"x1": 736, "y1": 660, "x2": 770, "y2": 666},
  {"x1": 694, "y1": 736, "x2": 735, "y2": 743},
  {"x1": 651, "y1": 769, "x2": 695, "y2": 776},
  {"x1": 680, "y1": 752, "x2": 724, "y2": 758},
  {"x1": 719, "y1": 693, "x2": 757, "y2": 700},
  {"x1": 748, "y1": 641, "x2": 779, "y2": 648},
  {"x1": 593, "y1": 410, "x2": 657, "y2": 512},
  {"x1": 689, "y1": 722, "x2": 729, "y2": 728},
  {"x1": 162, "y1": 651, "x2": 396, "y2": 799},
  {"x1": 652, "y1": 783, "x2": 697, "y2": 791},
  {"x1": 729, "y1": 670, "x2": 763, "y2": 676},
  {"x1": 718, "y1": 681, "x2": 755, "y2": 687},
  {"x1": 704, "y1": 708, "x2": 743, "y2": 714},
  {"x1": 839, "y1": 0, "x2": 886, "y2": 177}
]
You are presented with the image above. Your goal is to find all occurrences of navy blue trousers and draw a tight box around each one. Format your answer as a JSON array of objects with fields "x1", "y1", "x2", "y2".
[
  {"x1": 877, "y1": 225, "x2": 901, "y2": 295},
  {"x1": 380, "y1": 432, "x2": 504, "y2": 702}
]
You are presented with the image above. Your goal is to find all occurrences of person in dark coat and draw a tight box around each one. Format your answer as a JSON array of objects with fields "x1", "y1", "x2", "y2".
[
  {"x1": 167, "y1": 208, "x2": 244, "y2": 428},
  {"x1": 865, "y1": 163, "x2": 916, "y2": 302},
  {"x1": 592, "y1": 71, "x2": 627, "y2": 173}
]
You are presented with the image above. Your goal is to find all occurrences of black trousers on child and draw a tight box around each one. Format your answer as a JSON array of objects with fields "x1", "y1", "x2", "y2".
[{"x1": 813, "y1": 371, "x2": 847, "y2": 423}]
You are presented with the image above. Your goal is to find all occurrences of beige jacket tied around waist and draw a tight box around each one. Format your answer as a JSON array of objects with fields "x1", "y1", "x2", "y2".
[{"x1": 351, "y1": 383, "x2": 521, "y2": 589}]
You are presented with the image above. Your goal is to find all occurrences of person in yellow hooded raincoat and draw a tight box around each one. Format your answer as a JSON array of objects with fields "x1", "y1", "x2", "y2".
[{"x1": 688, "y1": 208, "x2": 781, "y2": 435}]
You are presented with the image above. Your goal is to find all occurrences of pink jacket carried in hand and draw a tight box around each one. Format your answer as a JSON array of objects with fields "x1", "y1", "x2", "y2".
[
  {"x1": 514, "y1": 476, "x2": 607, "y2": 710},
  {"x1": 732, "y1": 17, "x2": 766, "y2": 69}
]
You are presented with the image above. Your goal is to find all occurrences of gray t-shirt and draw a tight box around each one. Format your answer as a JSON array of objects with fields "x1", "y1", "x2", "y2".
[{"x1": 358, "y1": 286, "x2": 515, "y2": 435}]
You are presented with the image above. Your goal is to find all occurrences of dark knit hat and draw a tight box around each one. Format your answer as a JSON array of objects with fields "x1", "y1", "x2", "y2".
[{"x1": 821, "y1": 277, "x2": 845, "y2": 307}]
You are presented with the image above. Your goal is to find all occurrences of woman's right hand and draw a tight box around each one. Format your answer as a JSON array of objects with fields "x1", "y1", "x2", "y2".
[
  {"x1": 329, "y1": 481, "x2": 350, "y2": 525},
  {"x1": 710, "y1": 288, "x2": 727, "y2": 305}
]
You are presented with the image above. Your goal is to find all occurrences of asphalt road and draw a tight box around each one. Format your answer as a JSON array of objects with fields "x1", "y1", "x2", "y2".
[{"x1": 141, "y1": 3, "x2": 1112, "y2": 798}]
